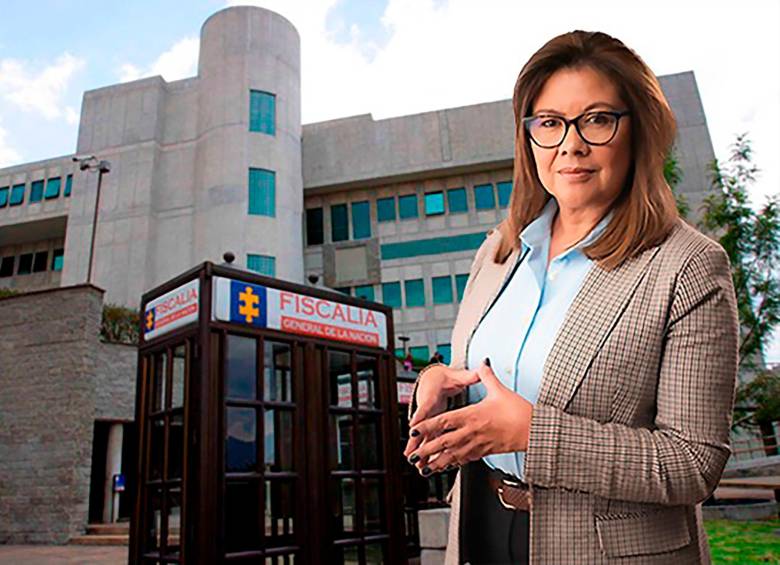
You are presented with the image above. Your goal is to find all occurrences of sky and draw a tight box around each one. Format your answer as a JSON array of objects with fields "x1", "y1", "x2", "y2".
[{"x1": 0, "y1": 0, "x2": 779, "y2": 360}]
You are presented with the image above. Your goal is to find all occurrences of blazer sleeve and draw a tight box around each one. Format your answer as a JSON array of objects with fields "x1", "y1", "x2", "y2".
[{"x1": 523, "y1": 243, "x2": 739, "y2": 506}]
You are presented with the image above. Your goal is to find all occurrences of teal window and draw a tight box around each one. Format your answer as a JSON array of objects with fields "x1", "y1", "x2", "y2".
[
  {"x1": 351, "y1": 201, "x2": 371, "y2": 239},
  {"x1": 497, "y1": 180, "x2": 512, "y2": 208},
  {"x1": 64, "y1": 174, "x2": 73, "y2": 197},
  {"x1": 247, "y1": 254, "x2": 275, "y2": 276},
  {"x1": 249, "y1": 90, "x2": 275, "y2": 135},
  {"x1": 404, "y1": 279, "x2": 425, "y2": 308},
  {"x1": 52, "y1": 249, "x2": 64, "y2": 272},
  {"x1": 410, "y1": 346, "x2": 429, "y2": 362},
  {"x1": 334, "y1": 286, "x2": 351, "y2": 295},
  {"x1": 432, "y1": 275, "x2": 453, "y2": 304},
  {"x1": 0, "y1": 186, "x2": 8, "y2": 207},
  {"x1": 474, "y1": 184, "x2": 495, "y2": 209},
  {"x1": 455, "y1": 274, "x2": 469, "y2": 301},
  {"x1": 331, "y1": 204, "x2": 349, "y2": 242},
  {"x1": 9, "y1": 184, "x2": 25, "y2": 206},
  {"x1": 306, "y1": 208, "x2": 324, "y2": 246},
  {"x1": 381, "y1": 232, "x2": 485, "y2": 260},
  {"x1": 377, "y1": 197, "x2": 396, "y2": 222},
  {"x1": 30, "y1": 180, "x2": 44, "y2": 203},
  {"x1": 17, "y1": 253, "x2": 33, "y2": 275},
  {"x1": 381, "y1": 282, "x2": 401, "y2": 308},
  {"x1": 45, "y1": 177, "x2": 61, "y2": 199},
  {"x1": 248, "y1": 168, "x2": 275, "y2": 216},
  {"x1": 398, "y1": 194, "x2": 418, "y2": 219},
  {"x1": 394, "y1": 347, "x2": 404, "y2": 358},
  {"x1": 424, "y1": 192, "x2": 444, "y2": 216},
  {"x1": 354, "y1": 284, "x2": 375, "y2": 301},
  {"x1": 437, "y1": 344, "x2": 452, "y2": 364},
  {"x1": 447, "y1": 187, "x2": 467, "y2": 213}
]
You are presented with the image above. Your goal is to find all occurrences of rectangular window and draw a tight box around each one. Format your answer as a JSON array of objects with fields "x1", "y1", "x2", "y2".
[
  {"x1": 45, "y1": 177, "x2": 61, "y2": 199},
  {"x1": 376, "y1": 197, "x2": 396, "y2": 222},
  {"x1": 334, "y1": 286, "x2": 351, "y2": 295},
  {"x1": 248, "y1": 168, "x2": 275, "y2": 216},
  {"x1": 351, "y1": 201, "x2": 371, "y2": 239},
  {"x1": 404, "y1": 279, "x2": 425, "y2": 308},
  {"x1": 447, "y1": 187, "x2": 468, "y2": 213},
  {"x1": 249, "y1": 90, "x2": 275, "y2": 135},
  {"x1": 394, "y1": 347, "x2": 404, "y2": 359},
  {"x1": 0, "y1": 186, "x2": 8, "y2": 207},
  {"x1": 380, "y1": 232, "x2": 485, "y2": 261},
  {"x1": 474, "y1": 184, "x2": 496, "y2": 210},
  {"x1": 247, "y1": 254, "x2": 276, "y2": 276},
  {"x1": 398, "y1": 194, "x2": 418, "y2": 220},
  {"x1": 33, "y1": 251, "x2": 48, "y2": 273},
  {"x1": 306, "y1": 208, "x2": 324, "y2": 246},
  {"x1": 381, "y1": 282, "x2": 401, "y2": 308},
  {"x1": 17, "y1": 253, "x2": 33, "y2": 275},
  {"x1": 331, "y1": 204, "x2": 349, "y2": 242},
  {"x1": 437, "y1": 344, "x2": 452, "y2": 364},
  {"x1": 354, "y1": 284, "x2": 375, "y2": 301},
  {"x1": 424, "y1": 192, "x2": 445, "y2": 216},
  {"x1": 432, "y1": 275, "x2": 453, "y2": 304},
  {"x1": 455, "y1": 274, "x2": 469, "y2": 301},
  {"x1": 0, "y1": 256, "x2": 14, "y2": 277},
  {"x1": 30, "y1": 180, "x2": 44, "y2": 203},
  {"x1": 497, "y1": 181, "x2": 512, "y2": 208},
  {"x1": 64, "y1": 174, "x2": 73, "y2": 197},
  {"x1": 9, "y1": 184, "x2": 25, "y2": 206},
  {"x1": 410, "y1": 346, "x2": 429, "y2": 362},
  {"x1": 52, "y1": 249, "x2": 64, "y2": 272}
]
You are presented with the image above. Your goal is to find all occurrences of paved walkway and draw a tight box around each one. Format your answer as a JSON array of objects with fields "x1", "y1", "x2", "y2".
[{"x1": 0, "y1": 546, "x2": 127, "y2": 564}]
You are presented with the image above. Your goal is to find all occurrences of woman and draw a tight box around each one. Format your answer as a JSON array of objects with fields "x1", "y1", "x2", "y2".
[{"x1": 404, "y1": 30, "x2": 738, "y2": 564}]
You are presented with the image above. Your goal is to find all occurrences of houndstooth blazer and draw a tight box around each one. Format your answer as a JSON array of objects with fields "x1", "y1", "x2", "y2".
[{"x1": 419, "y1": 217, "x2": 739, "y2": 564}]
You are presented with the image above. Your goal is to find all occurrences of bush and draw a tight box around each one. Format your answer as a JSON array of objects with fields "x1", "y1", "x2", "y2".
[{"x1": 101, "y1": 304, "x2": 140, "y2": 345}]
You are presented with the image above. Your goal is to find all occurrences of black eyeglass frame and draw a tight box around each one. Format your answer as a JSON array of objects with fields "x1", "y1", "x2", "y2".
[{"x1": 522, "y1": 110, "x2": 631, "y2": 148}]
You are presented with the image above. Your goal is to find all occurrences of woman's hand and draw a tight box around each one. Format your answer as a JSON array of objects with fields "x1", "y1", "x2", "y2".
[
  {"x1": 403, "y1": 364, "x2": 481, "y2": 462},
  {"x1": 406, "y1": 358, "x2": 534, "y2": 476}
]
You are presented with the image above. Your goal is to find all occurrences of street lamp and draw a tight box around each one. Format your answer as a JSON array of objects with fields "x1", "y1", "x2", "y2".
[
  {"x1": 72, "y1": 155, "x2": 111, "y2": 284},
  {"x1": 398, "y1": 335, "x2": 410, "y2": 355}
]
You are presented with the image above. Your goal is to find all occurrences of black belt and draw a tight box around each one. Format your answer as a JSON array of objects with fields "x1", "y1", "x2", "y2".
[{"x1": 484, "y1": 465, "x2": 532, "y2": 512}]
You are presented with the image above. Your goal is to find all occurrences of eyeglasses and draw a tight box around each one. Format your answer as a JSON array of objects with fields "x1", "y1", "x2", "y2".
[{"x1": 522, "y1": 110, "x2": 630, "y2": 148}]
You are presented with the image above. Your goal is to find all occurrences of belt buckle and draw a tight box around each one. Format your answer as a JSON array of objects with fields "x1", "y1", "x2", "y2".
[{"x1": 497, "y1": 477, "x2": 523, "y2": 511}]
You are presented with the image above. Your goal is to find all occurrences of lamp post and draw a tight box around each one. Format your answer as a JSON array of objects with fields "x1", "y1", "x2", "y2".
[
  {"x1": 398, "y1": 335, "x2": 410, "y2": 356},
  {"x1": 72, "y1": 155, "x2": 111, "y2": 284}
]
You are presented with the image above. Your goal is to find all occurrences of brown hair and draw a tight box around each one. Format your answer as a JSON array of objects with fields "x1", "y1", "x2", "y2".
[{"x1": 493, "y1": 30, "x2": 679, "y2": 270}]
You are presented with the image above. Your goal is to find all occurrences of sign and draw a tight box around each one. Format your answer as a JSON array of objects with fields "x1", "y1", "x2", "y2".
[
  {"x1": 144, "y1": 279, "x2": 199, "y2": 340},
  {"x1": 113, "y1": 474, "x2": 126, "y2": 493},
  {"x1": 397, "y1": 381, "x2": 415, "y2": 405},
  {"x1": 212, "y1": 277, "x2": 388, "y2": 348}
]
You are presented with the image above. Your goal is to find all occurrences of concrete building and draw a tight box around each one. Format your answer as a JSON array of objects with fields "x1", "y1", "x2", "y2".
[{"x1": 0, "y1": 5, "x2": 718, "y2": 545}]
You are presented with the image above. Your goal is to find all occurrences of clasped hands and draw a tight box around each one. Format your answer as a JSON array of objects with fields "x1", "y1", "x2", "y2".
[{"x1": 403, "y1": 357, "x2": 534, "y2": 477}]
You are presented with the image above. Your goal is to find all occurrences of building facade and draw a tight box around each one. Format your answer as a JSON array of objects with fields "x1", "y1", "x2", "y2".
[{"x1": 0, "y1": 5, "x2": 719, "y2": 546}]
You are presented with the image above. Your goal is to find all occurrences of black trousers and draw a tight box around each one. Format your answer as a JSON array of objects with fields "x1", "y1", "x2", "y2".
[{"x1": 458, "y1": 460, "x2": 530, "y2": 565}]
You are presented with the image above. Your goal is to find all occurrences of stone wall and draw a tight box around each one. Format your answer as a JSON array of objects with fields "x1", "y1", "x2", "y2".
[{"x1": 0, "y1": 285, "x2": 138, "y2": 544}]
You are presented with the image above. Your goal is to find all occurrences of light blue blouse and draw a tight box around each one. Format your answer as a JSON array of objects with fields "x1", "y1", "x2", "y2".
[{"x1": 466, "y1": 197, "x2": 613, "y2": 479}]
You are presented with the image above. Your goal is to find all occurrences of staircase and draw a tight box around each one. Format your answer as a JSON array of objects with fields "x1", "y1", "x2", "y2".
[{"x1": 70, "y1": 522, "x2": 130, "y2": 546}]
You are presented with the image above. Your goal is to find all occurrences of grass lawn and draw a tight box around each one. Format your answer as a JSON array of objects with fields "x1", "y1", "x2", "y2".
[{"x1": 705, "y1": 518, "x2": 780, "y2": 564}]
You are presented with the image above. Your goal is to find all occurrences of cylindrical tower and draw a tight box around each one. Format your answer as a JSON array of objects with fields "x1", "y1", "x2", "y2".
[{"x1": 193, "y1": 6, "x2": 303, "y2": 282}]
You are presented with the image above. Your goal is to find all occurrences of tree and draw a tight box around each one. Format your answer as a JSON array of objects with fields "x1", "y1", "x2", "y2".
[{"x1": 697, "y1": 133, "x2": 780, "y2": 454}]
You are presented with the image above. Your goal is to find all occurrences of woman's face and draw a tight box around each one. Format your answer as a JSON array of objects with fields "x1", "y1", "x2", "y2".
[{"x1": 529, "y1": 65, "x2": 632, "y2": 214}]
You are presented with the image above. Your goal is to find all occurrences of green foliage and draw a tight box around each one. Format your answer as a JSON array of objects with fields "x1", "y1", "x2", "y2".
[
  {"x1": 704, "y1": 518, "x2": 780, "y2": 564},
  {"x1": 700, "y1": 134, "x2": 780, "y2": 372},
  {"x1": 664, "y1": 147, "x2": 689, "y2": 217},
  {"x1": 698, "y1": 133, "x2": 780, "y2": 434},
  {"x1": 0, "y1": 287, "x2": 20, "y2": 299},
  {"x1": 101, "y1": 303, "x2": 140, "y2": 345}
]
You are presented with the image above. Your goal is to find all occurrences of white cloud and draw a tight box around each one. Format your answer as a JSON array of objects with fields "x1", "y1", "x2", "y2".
[
  {"x1": 226, "y1": 0, "x2": 779, "y2": 208},
  {"x1": 0, "y1": 52, "x2": 85, "y2": 122},
  {"x1": 0, "y1": 120, "x2": 22, "y2": 167},
  {"x1": 118, "y1": 37, "x2": 199, "y2": 83}
]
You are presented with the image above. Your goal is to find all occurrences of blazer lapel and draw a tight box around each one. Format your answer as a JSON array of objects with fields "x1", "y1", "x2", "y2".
[{"x1": 537, "y1": 245, "x2": 662, "y2": 410}]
